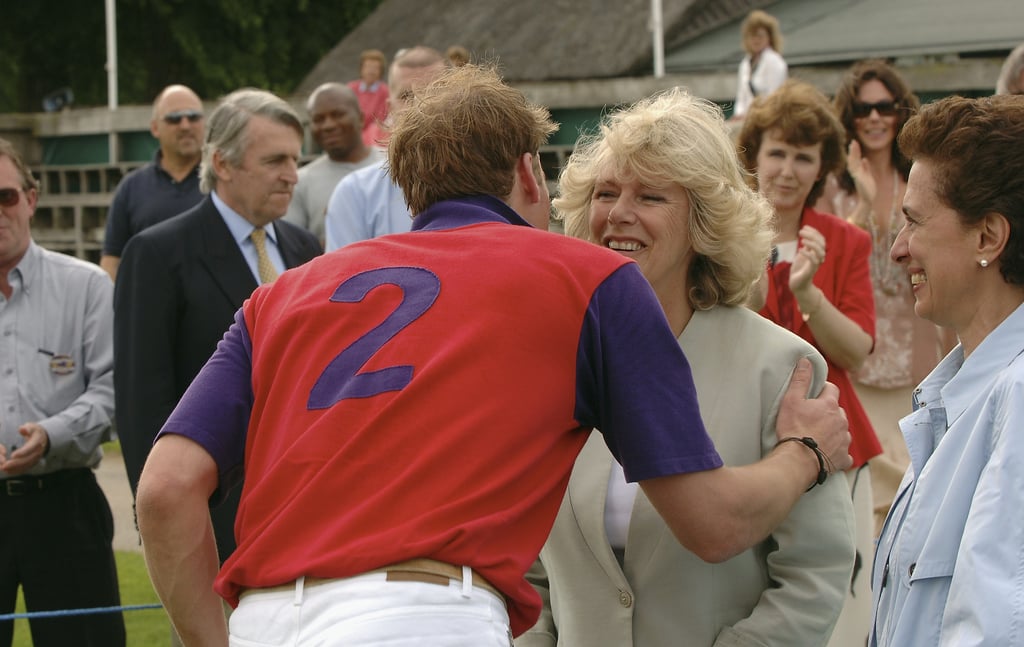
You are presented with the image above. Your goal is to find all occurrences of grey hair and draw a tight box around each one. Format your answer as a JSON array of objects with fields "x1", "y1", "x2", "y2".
[
  {"x1": 0, "y1": 138, "x2": 40, "y2": 192},
  {"x1": 996, "y1": 43, "x2": 1024, "y2": 95},
  {"x1": 199, "y1": 88, "x2": 303, "y2": 193}
]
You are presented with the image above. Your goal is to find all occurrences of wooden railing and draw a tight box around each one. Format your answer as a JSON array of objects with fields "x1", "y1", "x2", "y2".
[
  {"x1": 30, "y1": 162, "x2": 143, "y2": 263},
  {"x1": 27, "y1": 144, "x2": 577, "y2": 263}
]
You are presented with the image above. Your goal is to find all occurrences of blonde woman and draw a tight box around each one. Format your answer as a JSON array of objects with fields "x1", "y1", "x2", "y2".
[{"x1": 518, "y1": 88, "x2": 854, "y2": 647}]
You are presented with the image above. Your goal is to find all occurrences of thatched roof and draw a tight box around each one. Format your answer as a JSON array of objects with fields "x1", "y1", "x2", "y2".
[
  {"x1": 296, "y1": 0, "x2": 766, "y2": 95},
  {"x1": 300, "y1": 0, "x2": 1023, "y2": 98}
]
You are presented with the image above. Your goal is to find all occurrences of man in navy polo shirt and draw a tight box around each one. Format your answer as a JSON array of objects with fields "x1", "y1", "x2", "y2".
[{"x1": 100, "y1": 84, "x2": 205, "y2": 281}]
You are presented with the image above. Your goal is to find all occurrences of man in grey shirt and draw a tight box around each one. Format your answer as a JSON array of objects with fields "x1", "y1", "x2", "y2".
[
  {"x1": 284, "y1": 83, "x2": 382, "y2": 247},
  {"x1": 0, "y1": 138, "x2": 123, "y2": 646}
]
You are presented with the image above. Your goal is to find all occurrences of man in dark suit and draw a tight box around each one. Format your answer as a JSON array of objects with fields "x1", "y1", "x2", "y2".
[{"x1": 114, "y1": 88, "x2": 321, "y2": 566}]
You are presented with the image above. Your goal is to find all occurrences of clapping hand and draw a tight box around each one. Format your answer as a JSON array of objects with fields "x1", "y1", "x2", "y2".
[
  {"x1": 846, "y1": 140, "x2": 876, "y2": 227},
  {"x1": 789, "y1": 225, "x2": 827, "y2": 293}
]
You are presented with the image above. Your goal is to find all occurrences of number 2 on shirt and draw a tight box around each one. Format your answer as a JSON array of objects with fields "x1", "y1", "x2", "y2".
[{"x1": 307, "y1": 267, "x2": 440, "y2": 409}]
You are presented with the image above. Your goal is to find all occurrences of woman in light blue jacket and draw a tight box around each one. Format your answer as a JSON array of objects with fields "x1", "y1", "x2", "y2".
[{"x1": 871, "y1": 94, "x2": 1024, "y2": 646}]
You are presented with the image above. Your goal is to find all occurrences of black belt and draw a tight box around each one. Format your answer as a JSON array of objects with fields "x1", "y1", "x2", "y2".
[{"x1": 1, "y1": 468, "x2": 92, "y2": 497}]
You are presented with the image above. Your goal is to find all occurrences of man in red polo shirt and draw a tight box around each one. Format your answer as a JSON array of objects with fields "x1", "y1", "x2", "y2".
[{"x1": 136, "y1": 66, "x2": 851, "y2": 646}]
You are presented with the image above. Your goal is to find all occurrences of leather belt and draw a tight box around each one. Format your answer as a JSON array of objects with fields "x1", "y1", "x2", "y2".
[
  {"x1": 1, "y1": 468, "x2": 91, "y2": 497},
  {"x1": 246, "y1": 558, "x2": 503, "y2": 602},
  {"x1": 376, "y1": 558, "x2": 503, "y2": 601}
]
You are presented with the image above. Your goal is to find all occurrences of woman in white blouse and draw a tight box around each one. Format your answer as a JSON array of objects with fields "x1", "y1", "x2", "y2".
[{"x1": 731, "y1": 10, "x2": 788, "y2": 120}]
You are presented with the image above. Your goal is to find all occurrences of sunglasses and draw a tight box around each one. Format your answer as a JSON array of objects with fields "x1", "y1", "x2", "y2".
[
  {"x1": 163, "y1": 109, "x2": 204, "y2": 125},
  {"x1": 852, "y1": 100, "x2": 899, "y2": 119},
  {"x1": 0, "y1": 187, "x2": 21, "y2": 208}
]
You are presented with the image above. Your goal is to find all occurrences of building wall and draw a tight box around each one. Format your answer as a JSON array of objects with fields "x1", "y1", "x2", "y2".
[{"x1": 0, "y1": 55, "x2": 1006, "y2": 263}]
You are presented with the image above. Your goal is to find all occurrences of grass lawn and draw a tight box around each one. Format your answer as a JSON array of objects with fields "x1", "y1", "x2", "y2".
[
  {"x1": 11, "y1": 550, "x2": 171, "y2": 647},
  {"x1": 10, "y1": 440, "x2": 171, "y2": 646}
]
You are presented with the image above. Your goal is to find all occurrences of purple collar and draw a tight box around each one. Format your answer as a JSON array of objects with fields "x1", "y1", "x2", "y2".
[{"x1": 411, "y1": 195, "x2": 533, "y2": 232}]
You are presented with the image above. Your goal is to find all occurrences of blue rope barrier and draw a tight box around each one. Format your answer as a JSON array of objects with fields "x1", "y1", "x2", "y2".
[{"x1": 0, "y1": 603, "x2": 163, "y2": 622}]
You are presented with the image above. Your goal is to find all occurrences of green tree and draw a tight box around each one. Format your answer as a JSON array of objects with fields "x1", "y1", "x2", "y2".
[
  {"x1": 0, "y1": 2, "x2": 107, "y2": 112},
  {"x1": 0, "y1": 0, "x2": 381, "y2": 112}
]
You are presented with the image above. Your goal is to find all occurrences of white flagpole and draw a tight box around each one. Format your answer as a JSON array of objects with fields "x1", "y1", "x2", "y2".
[
  {"x1": 105, "y1": 0, "x2": 118, "y2": 162},
  {"x1": 105, "y1": 0, "x2": 118, "y2": 110},
  {"x1": 651, "y1": 0, "x2": 665, "y2": 78}
]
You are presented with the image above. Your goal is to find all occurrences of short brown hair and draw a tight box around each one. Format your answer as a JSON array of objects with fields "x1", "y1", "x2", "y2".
[
  {"x1": 737, "y1": 80, "x2": 846, "y2": 208},
  {"x1": 446, "y1": 45, "x2": 470, "y2": 67},
  {"x1": 833, "y1": 59, "x2": 920, "y2": 192},
  {"x1": 359, "y1": 49, "x2": 386, "y2": 68},
  {"x1": 0, "y1": 138, "x2": 39, "y2": 192},
  {"x1": 741, "y1": 10, "x2": 783, "y2": 55},
  {"x1": 388, "y1": 65, "x2": 557, "y2": 214},
  {"x1": 899, "y1": 94, "x2": 1024, "y2": 285}
]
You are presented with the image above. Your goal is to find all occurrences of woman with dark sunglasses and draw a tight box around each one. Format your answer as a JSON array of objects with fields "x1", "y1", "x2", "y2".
[
  {"x1": 823, "y1": 60, "x2": 918, "y2": 243},
  {"x1": 818, "y1": 60, "x2": 953, "y2": 538}
]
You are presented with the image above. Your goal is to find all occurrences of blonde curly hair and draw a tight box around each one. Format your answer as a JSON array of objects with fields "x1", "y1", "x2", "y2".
[{"x1": 556, "y1": 88, "x2": 774, "y2": 309}]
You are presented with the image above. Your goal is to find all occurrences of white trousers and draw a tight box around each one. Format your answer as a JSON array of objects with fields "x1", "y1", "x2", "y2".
[{"x1": 229, "y1": 570, "x2": 512, "y2": 647}]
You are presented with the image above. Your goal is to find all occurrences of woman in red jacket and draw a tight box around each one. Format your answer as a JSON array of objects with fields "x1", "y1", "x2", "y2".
[{"x1": 738, "y1": 79, "x2": 880, "y2": 647}]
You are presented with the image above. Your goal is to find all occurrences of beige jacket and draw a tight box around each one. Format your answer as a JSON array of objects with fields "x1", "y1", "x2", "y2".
[{"x1": 518, "y1": 306, "x2": 855, "y2": 647}]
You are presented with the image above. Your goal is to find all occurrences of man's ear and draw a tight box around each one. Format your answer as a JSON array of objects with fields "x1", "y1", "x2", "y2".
[
  {"x1": 211, "y1": 149, "x2": 232, "y2": 184},
  {"x1": 515, "y1": 152, "x2": 542, "y2": 204},
  {"x1": 24, "y1": 187, "x2": 38, "y2": 219}
]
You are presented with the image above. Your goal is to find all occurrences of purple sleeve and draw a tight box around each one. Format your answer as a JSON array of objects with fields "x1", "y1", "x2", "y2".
[
  {"x1": 157, "y1": 308, "x2": 253, "y2": 497},
  {"x1": 574, "y1": 264, "x2": 722, "y2": 482}
]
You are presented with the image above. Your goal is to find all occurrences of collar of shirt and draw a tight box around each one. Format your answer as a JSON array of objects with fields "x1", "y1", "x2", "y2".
[
  {"x1": 7, "y1": 240, "x2": 42, "y2": 297},
  {"x1": 359, "y1": 81, "x2": 382, "y2": 92},
  {"x1": 411, "y1": 195, "x2": 533, "y2": 233},
  {"x1": 211, "y1": 191, "x2": 280, "y2": 246},
  {"x1": 152, "y1": 149, "x2": 200, "y2": 183},
  {"x1": 933, "y1": 301, "x2": 1024, "y2": 427}
]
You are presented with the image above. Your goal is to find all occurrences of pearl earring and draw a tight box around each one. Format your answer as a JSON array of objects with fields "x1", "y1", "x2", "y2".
[{"x1": 979, "y1": 259, "x2": 989, "y2": 268}]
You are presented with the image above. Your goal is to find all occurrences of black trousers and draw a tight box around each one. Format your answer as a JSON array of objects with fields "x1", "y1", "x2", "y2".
[{"x1": 0, "y1": 468, "x2": 126, "y2": 647}]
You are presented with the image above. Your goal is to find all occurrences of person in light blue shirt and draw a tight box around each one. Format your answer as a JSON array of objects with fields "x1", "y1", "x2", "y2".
[
  {"x1": 323, "y1": 46, "x2": 448, "y2": 251},
  {"x1": 871, "y1": 93, "x2": 1024, "y2": 646},
  {"x1": 324, "y1": 159, "x2": 408, "y2": 250}
]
